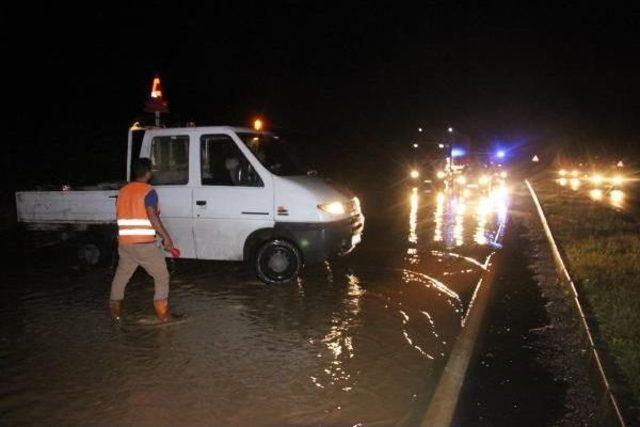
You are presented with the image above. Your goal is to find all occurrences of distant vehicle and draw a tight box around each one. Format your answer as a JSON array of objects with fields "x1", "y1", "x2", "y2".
[
  {"x1": 16, "y1": 125, "x2": 365, "y2": 284},
  {"x1": 557, "y1": 161, "x2": 627, "y2": 188},
  {"x1": 448, "y1": 157, "x2": 498, "y2": 196}
]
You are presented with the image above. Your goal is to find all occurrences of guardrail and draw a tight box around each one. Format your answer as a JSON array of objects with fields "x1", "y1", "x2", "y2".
[{"x1": 525, "y1": 179, "x2": 626, "y2": 427}]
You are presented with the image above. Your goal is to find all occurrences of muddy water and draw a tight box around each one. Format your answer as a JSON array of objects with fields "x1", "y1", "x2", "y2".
[{"x1": 0, "y1": 186, "x2": 507, "y2": 426}]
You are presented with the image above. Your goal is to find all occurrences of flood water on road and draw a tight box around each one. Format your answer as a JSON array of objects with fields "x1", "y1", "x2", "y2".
[{"x1": 0, "y1": 184, "x2": 508, "y2": 426}]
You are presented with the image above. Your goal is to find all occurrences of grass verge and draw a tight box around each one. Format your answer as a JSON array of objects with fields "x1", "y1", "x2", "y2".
[{"x1": 534, "y1": 180, "x2": 640, "y2": 416}]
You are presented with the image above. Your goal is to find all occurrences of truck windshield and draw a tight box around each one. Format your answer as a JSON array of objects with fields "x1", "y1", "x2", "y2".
[{"x1": 237, "y1": 132, "x2": 308, "y2": 176}]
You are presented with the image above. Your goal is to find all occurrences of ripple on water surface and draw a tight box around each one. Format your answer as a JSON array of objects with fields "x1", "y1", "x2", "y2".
[{"x1": 0, "y1": 262, "x2": 465, "y2": 426}]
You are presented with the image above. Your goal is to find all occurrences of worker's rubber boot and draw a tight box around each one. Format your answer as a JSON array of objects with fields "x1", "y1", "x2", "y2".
[
  {"x1": 154, "y1": 299, "x2": 170, "y2": 322},
  {"x1": 109, "y1": 300, "x2": 122, "y2": 322}
]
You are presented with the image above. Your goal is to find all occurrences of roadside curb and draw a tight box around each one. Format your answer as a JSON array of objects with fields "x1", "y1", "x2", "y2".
[
  {"x1": 525, "y1": 179, "x2": 627, "y2": 427},
  {"x1": 419, "y1": 230, "x2": 504, "y2": 426}
]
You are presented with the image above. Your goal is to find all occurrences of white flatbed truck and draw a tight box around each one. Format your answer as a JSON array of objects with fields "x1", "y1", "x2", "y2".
[{"x1": 15, "y1": 125, "x2": 364, "y2": 284}]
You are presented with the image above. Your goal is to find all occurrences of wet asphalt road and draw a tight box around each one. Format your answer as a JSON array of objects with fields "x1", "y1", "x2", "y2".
[{"x1": 0, "y1": 184, "x2": 508, "y2": 426}]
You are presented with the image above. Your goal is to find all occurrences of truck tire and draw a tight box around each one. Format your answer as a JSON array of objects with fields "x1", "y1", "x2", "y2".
[
  {"x1": 76, "y1": 236, "x2": 113, "y2": 268},
  {"x1": 254, "y1": 239, "x2": 301, "y2": 285}
]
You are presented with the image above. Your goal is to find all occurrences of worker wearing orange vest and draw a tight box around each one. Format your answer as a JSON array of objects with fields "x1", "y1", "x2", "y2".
[{"x1": 109, "y1": 158, "x2": 175, "y2": 322}]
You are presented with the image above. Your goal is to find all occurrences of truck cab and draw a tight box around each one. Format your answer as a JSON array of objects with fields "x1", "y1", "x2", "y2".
[
  {"x1": 16, "y1": 125, "x2": 364, "y2": 284},
  {"x1": 132, "y1": 125, "x2": 364, "y2": 282}
]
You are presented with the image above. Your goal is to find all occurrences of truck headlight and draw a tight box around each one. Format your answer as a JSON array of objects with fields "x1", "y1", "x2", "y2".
[{"x1": 318, "y1": 201, "x2": 346, "y2": 215}]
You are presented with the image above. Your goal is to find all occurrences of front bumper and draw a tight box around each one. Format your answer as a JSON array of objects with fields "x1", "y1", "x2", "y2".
[{"x1": 275, "y1": 214, "x2": 364, "y2": 265}]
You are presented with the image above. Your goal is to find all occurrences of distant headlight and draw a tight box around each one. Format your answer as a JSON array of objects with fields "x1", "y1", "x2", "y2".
[
  {"x1": 410, "y1": 169, "x2": 420, "y2": 179},
  {"x1": 455, "y1": 175, "x2": 466, "y2": 185},
  {"x1": 611, "y1": 190, "x2": 624, "y2": 203},
  {"x1": 591, "y1": 174, "x2": 603, "y2": 185},
  {"x1": 611, "y1": 175, "x2": 624, "y2": 186},
  {"x1": 318, "y1": 201, "x2": 346, "y2": 215},
  {"x1": 478, "y1": 175, "x2": 490, "y2": 185},
  {"x1": 436, "y1": 170, "x2": 446, "y2": 179},
  {"x1": 500, "y1": 171, "x2": 508, "y2": 179},
  {"x1": 589, "y1": 188, "x2": 603, "y2": 201},
  {"x1": 559, "y1": 169, "x2": 567, "y2": 176}
]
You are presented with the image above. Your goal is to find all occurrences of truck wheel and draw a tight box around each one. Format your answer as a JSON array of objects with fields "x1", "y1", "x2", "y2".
[
  {"x1": 76, "y1": 237, "x2": 112, "y2": 268},
  {"x1": 77, "y1": 242, "x2": 102, "y2": 267},
  {"x1": 254, "y1": 239, "x2": 301, "y2": 284}
]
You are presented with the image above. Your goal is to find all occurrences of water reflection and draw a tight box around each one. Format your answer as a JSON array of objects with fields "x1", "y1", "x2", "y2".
[
  {"x1": 474, "y1": 196, "x2": 489, "y2": 245},
  {"x1": 316, "y1": 273, "x2": 363, "y2": 392},
  {"x1": 454, "y1": 198, "x2": 465, "y2": 247},
  {"x1": 433, "y1": 192, "x2": 444, "y2": 242},
  {"x1": 426, "y1": 185, "x2": 508, "y2": 252},
  {"x1": 408, "y1": 188, "x2": 419, "y2": 245},
  {"x1": 610, "y1": 189, "x2": 624, "y2": 207},
  {"x1": 406, "y1": 188, "x2": 419, "y2": 264}
]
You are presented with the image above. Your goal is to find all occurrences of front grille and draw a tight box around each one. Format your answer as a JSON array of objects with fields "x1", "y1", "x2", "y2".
[{"x1": 345, "y1": 197, "x2": 364, "y2": 235}]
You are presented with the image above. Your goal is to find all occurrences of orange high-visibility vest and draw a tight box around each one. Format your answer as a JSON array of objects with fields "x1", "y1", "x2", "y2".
[{"x1": 116, "y1": 182, "x2": 156, "y2": 245}]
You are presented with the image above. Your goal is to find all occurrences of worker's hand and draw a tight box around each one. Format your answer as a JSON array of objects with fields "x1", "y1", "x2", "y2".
[{"x1": 162, "y1": 237, "x2": 174, "y2": 252}]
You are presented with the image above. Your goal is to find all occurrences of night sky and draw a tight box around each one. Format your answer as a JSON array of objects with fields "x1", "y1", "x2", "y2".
[{"x1": 3, "y1": 2, "x2": 640, "y2": 193}]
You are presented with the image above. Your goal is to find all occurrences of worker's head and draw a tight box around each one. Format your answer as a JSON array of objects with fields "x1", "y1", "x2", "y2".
[{"x1": 132, "y1": 158, "x2": 153, "y2": 183}]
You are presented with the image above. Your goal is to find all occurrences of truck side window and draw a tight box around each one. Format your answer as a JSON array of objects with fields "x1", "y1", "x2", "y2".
[
  {"x1": 201, "y1": 134, "x2": 263, "y2": 187},
  {"x1": 150, "y1": 135, "x2": 189, "y2": 185}
]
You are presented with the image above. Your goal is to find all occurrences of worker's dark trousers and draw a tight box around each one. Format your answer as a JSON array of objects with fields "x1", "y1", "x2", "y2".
[{"x1": 110, "y1": 243, "x2": 170, "y2": 301}]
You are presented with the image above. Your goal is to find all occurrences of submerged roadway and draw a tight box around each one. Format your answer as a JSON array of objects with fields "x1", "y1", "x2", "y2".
[{"x1": 0, "y1": 181, "x2": 510, "y2": 426}]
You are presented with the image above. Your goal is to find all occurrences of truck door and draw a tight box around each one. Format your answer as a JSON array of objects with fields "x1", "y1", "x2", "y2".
[
  {"x1": 193, "y1": 132, "x2": 274, "y2": 260},
  {"x1": 147, "y1": 133, "x2": 196, "y2": 258}
]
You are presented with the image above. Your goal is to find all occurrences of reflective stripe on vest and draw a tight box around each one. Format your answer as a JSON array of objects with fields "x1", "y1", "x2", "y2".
[
  {"x1": 119, "y1": 228, "x2": 156, "y2": 236},
  {"x1": 116, "y1": 182, "x2": 157, "y2": 244},
  {"x1": 117, "y1": 219, "x2": 153, "y2": 227}
]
